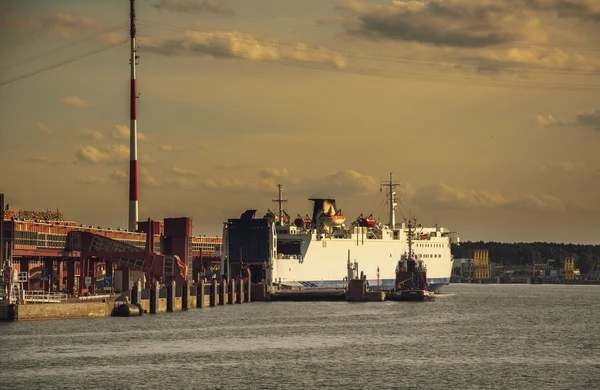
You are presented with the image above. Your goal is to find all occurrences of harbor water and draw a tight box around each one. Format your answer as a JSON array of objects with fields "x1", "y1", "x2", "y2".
[{"x1": 1, "y1": 284, "x2": 599, "y2": 389}]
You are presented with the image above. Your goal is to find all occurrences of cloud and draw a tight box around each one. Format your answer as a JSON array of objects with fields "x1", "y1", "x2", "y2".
[
  {"x1": 214, "y1": 163, "x2": 241, "y2": 170},
  {"x1": 0, "y1": 13, "x2": 103, "y2": 37},
  {"x1": 75, "y1": 144, "x2": 130, "y2": 164},
  {"x1": 28, "y1": 156, "x2": 71, "y2": 165},
  {"x1": 301, "y1": 170, "x2": 378, "y2": 197},
  {"x1": 142, "y1": 30, "x2": 347, "y2": 68},
  {"x1": 173, "y1": 166, "x2": 200, "y2": 176},
  {"x1": 258, "y1": 168, "x2": 289, "y2": 179},
  {"x1": 541, "y1": 161, "x2": 586, "y2": 172},
  {"x1": 153, "y1": 0, "x2": 235, "y2": 15},
  {"x1": 76, "y1": 176, "x2": 106, "y2": 184},
  {"x1": 112, "y1": 125, "x2": 148, "y2": 141},
  {"x1": 414, "y1": 184, "x2": 506, "y2": 209},
  {"x1": 111, "y1": 168, "x2": 195, "y2": 189},
  {"x1": 80, "y1": 128, "x2": 104, "y2": 140},
  {"x1": 331, "y1": 0, "x2": 600, "y2": 48},
  {"x1": 198, "y1": 143, "x2": 210, "y2": 149},
  {"x1": 37, "y1": 122, "x2": 51, "y2": 134},
  {"x1": 457, "y1": 46, "x2": 599, "y2": 74},
  {"x1": 110, "y1": 170, "x2": 128, "y2": 183},
  {"x1": 160, "y1": 144, "x2": 184, "y2": 151},
  {"x1": 537, "y1": 109, "x2": 600, "y2": 131},
  {"x1": 59, "y1": 96, "x2": 90, "y2": 107},
  {"x1": 412, "y1": 183, "x2": 565, "y2": 213}
]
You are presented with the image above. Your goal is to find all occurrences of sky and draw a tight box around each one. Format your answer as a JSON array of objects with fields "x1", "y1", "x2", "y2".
[{"x1": 0, "y1": 0, "x2": 599, "y2": 244}]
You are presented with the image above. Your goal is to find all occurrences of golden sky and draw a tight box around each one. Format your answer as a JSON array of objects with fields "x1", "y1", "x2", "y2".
[{"x1": 1, "y1": 0, "x2": 599, "y2": 243}]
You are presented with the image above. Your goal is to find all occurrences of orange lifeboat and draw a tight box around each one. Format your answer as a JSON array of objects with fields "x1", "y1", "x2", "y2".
[
  {"x1": 321, "y1": 209, "x2": 346, "y2": 227},
  {"x1": 303, "y1": 214, "x2": 312, "y2": 229},
  {"x1": 356, "y1": 213, "x2": 376, "y2": 228}
]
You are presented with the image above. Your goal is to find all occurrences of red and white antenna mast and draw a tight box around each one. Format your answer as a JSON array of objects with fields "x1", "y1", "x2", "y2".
[{"x1": 128, "y1": 0, "x2": 139, "y2": 232}]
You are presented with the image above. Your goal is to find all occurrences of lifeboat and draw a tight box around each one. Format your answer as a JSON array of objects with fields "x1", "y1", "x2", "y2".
[
  {"x1": 321, "y1": 209, "x2": 346, "y2": 227},
  {"x1": 294, "y1": 215, "x2": 304, "y2": 228},
  {"x1": 304, "y1": 214, "x2": 312, "y2": 229},
  {"x1": 357, "y1": 214, "x2": 376, "y2": 228}
]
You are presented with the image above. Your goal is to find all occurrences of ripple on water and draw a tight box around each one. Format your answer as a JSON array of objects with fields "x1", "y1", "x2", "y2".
[{"x1": 1, "y1": 284, "x2": 599, "y2": 390}]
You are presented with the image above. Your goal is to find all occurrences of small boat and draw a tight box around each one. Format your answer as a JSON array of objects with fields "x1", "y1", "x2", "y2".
[{"x1": 387, "y1": 218, "x2": 435, "y2": 302}]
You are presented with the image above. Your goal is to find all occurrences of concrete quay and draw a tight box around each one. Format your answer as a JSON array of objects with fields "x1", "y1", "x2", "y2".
[{"x1": 1, "y1": 276, "x2": 255, "y2": 322}]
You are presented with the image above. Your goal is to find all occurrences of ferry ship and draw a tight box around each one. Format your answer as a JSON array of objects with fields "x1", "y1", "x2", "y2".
[{"x1": 221, "y1": 174, "x2": 460, "y2": 293}]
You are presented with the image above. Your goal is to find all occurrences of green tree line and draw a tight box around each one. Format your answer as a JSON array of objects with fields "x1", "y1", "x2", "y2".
[{"x1": 451, "y1": 242, "x2": 600, "y2": 274}]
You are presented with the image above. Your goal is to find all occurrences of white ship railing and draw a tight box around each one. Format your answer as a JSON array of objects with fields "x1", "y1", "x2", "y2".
[
  {"x1": 78, "y1": 294, "x2": 111, "y2": 301},
  {"x1": 23, "y1": 290, "x2": 68, "y2": 304}
]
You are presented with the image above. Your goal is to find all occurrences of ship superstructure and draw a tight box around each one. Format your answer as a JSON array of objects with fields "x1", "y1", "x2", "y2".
[{"x1": 221, "y1": 173, "x2": 459, "y2": 293}]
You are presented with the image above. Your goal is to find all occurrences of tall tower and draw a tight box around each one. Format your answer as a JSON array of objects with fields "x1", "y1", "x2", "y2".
[
  {"x1": 128, "y1": 0, "x2": 139, "y2": 232},
  {"x1": 380, "y1": 172, "x2": 400, "y2": 227}
]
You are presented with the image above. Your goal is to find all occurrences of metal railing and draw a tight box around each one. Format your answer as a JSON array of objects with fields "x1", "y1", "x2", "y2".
[
  {"x1": 23, "y1": 290, "x2": 68, "y2": 304},
  {"x1": 78, "y1": 294, "x2": 111, "y2": 301}
]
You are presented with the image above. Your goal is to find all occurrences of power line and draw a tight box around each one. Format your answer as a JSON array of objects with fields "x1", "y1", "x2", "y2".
[
  {"x1": 137, "y1": 19, "x2": 600, "y2": 76},
  {"x1": 0, "y1": 40, "x2": 127, "y2": 87},
  {"x1": 136, "y1": 34, "x2": 600, "y2": 92},
  {"x1": 1, "y1": 23, "x2": 128, "y2": 71}
]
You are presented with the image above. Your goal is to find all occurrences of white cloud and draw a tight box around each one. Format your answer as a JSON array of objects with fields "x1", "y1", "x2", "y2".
[
  {"x1": 76, "y1": 176, "x2": 106, "y2": 184},
  {"x1": 413, "y1": 183, "x2": 566, "y2": 213},
  {"x1": 153, "y1": 0, "x2": 235, "y2": 15},
  {"x1": 160, "y1": 144, "x2": 184, "y2": 151},
  {"x1": 0, "y1": 13, "x2": 103, "y2": 37},
  {"x1": 110, "y1": 168, "x2": 196, "y2": 190},
  {"x1": 75, "y1": 144, "x2": 130, "y2": 164},
  {"x1": 258, "y1": 168, "x2": 289, "y2": 179},
  {"x1": 29, "y1": 156, "x2": 70, "y2": 165},
  {"x1": 80, "y1": 128, "x2": 104, "y2": 140},
  {"x1": 537, "y1": 109, "x2": 600, "y2": 131},
  {"x1": 173, "y1": 166, "x2": 200, "y2": 176},
  {"x1": 112, "y1": 125, "x2": 148, "y2": 141},
  {"x1": 59, "y1": 96, "x2": 90, "y2": 107},
  {"x1": 142, "y1": 30, "x2": 347, "y2": 68}
]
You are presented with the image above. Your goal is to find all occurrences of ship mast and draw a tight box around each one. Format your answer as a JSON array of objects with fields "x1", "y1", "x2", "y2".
[
  {"x1": 380, "y1": 172, "x2": 400, "y2": 228},
  {"x1": 272, "y1": 184, "x2": 288, "y2": 226},
  {"x1": 407, "y1": 217, "x2": 414, "y2": 260}
]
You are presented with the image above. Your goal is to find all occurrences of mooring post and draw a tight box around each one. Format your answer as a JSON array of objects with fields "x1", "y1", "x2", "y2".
[
  {"x1": 219, "y1": 280, "x2": 226, "y2": 305},
  {"x1": 228, "y1": 278, "x2": 235, "y2": 304},
  {"x1": 245, "y1": 276, "x2": 251, "y2": 303},
  {"x1": 167, "y1": 280, "x2": 176, "y2": 312},
  {"x1": 197, "y1": 279, "x2": 205, "y2": 308},
  {"x1": 150, "y1": 280, "x2": 159, "y2": 314},
  {"x1": 182, "y1": 281, "x2": 190, "y2": 310},
  {"x1": 237, "y1": 278, "x2": 244, "y2": 304},
  {"x1": 210, "y1": 279, "x2": 218, "y2": 307},
  {"x1": 132, "y1": 279, "x2": 141, "y2": 306}
]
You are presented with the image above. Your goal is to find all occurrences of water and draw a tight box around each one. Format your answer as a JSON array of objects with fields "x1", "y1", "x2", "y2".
[{"x1": 1, "y1": 284, "x2": 599, "y2": 389}]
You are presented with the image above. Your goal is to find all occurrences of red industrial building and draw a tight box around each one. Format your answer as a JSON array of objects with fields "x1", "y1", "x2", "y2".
[{"x1": 1, "y1": 200, "x2": 223, "y2": 296}]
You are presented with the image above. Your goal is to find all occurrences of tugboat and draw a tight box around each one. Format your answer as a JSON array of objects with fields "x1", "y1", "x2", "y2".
[{"x1": 388, "y1": 218, "x2": 435, "y2": 302}]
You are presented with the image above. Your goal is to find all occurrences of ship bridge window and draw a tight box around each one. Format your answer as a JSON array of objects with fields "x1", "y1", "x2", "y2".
[{"x1": 393, "y1": 230, "x2": 399, "y2": 240}]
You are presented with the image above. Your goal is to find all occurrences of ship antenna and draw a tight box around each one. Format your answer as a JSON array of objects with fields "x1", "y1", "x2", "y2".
[
  {"x1": 380, "y1": 172, "x2": 400, "y2": 228},
  {"x1": 272, "y1": 184, "x2": 288, "y2": 226},
  {"x1": 128, "y1": 0, "x2": 140, "y2": 232}
]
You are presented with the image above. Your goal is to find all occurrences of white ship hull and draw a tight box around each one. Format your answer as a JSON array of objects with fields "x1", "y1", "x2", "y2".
[{"x1": 273, "y1": 225, "x2": 454, "y2": 293}]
